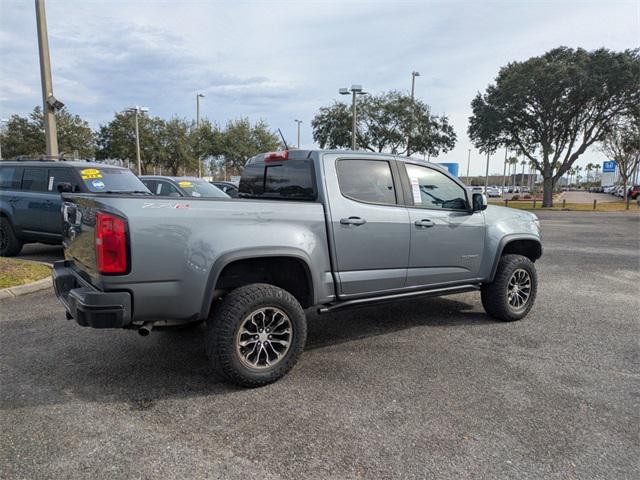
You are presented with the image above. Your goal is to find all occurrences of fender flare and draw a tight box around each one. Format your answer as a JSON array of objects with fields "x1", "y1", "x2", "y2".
[
  {"x1": 488, "y1": 234, "x2": 543, "y2": 282},
  {"x1": 199, "y1": 247, "x2": 316, "y2": 319}
]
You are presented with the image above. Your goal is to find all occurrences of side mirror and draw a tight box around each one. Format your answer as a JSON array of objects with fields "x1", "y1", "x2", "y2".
[
  {"x1": 472, "y1": 193, "x2": 488, "y2": 212},
  {"x1": 57, "y1": 182, "x2": 73, "y2": 193}
]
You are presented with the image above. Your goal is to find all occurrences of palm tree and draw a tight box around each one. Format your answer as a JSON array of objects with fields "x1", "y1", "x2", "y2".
[
  {"x1": 594, "y1": 164, "x2": 601, "y2": 184},
  {"x1": 520, "y1": 159, "x2": 527, "y2": 187},
  {"x1": 585, "y1": 163, "x2": 594, "y2": 183},
  {"x1": 574, "y1": 166, "x2": 583, "y2": 187},
  {"x1": 507, "y1": 156, "x2": 518, "y2": 191}
]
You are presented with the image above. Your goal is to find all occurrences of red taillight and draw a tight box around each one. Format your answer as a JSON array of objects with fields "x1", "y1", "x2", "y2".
[
  {"x1": 95, "y1": 211, "x2": 127, "y2": 274},
  {"x1": 264, "y1": 150, "x2": 288, "y2": 162}
]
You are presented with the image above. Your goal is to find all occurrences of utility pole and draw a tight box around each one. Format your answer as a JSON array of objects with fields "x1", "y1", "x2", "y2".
[
  {"x1": 407, "y1": 71, "x2": 420, "y2": 156},
  {"x1": 126, "y1": 106, "x2": 148, "y2": 175},
  {"x1": 339, "y1": 85, "x2": 367, "y2": 150},
  {"x1": 485, "y1": 151, "x2": 490, "y2": 190},
  {"x1": 466, "y1": 148, "x2": 471, "y2": 183},
  {"x1": 196, "y1": 93, "x2": 204, "y2": 177},
  {"x1": 294, "y1": 119, "x2": 302, "y2": 149},
  {"x1": 35, "y1": 0, "x2": 59, "y2": 159},
  {"x1": 502, "y1": 148, "x2": 508, "y2": 193}
]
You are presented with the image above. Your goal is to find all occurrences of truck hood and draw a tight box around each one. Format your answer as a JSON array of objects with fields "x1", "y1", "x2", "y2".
[
  {"x1": 484, "y1": 204, "x2": 538, "y2": 222},
  {"x1": 483, "y1": 205, "x2": 540, "y2": 238}
]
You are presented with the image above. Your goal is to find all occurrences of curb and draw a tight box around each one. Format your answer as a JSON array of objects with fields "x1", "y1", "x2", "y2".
[{"x1": 0, "y1": 261, "x2": 53, "y2": 301}]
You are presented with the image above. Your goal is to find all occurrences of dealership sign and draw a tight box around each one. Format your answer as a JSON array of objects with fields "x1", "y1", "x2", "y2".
[{"x1": 602, "y1": 161, "x2": 616, "y2": 173}]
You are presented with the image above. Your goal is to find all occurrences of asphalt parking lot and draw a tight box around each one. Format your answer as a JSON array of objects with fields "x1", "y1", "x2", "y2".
[{"x1": 1, "y1": 210, "x2": 638, "y2": 479}]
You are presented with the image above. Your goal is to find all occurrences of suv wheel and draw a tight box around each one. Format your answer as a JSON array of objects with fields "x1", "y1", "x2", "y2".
[
  {"x1": 481, "y1": 254, "x2": 537, "y2": 322},
  {"x1": 206, "y1": 283, "x2": 307, "y2": 387},
  {"x1": 0, "y1": 217, "x2": 23, "y2": 257}
]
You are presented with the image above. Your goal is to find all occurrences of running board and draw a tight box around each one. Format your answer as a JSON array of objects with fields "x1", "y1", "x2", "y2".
[{"x1": 317, "y1": 284, "x2": 480, "y2": 314}]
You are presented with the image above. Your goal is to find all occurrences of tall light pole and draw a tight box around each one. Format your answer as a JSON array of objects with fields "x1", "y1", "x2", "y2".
[
  {"x1": 502, "y1": 148, "x2": 508, "y2": 193},
  {"x1": 407, "y1": 71, "x2": 420, "y2": 157},
  {"x1": 466, "y1": 148, "x2": 471, "y2": 183},
  {"x1": 196, "y1": 93, "x2": 205, "y2": 177},
  {"x1": 126, "y1": 106, "x2": 148, "y2": 175},
  {"x1": 294, "y1": 119, "x2": 302, "y2": 148},
  {"x1": 485, "y1": 151, "x2": 491, "y2": 190},
  {"x1": 35, "y1": 0, "x2": 60, "y2": 159},
  {"x1": 340, "y1": 85, "x2": 367, "y2": 150}
]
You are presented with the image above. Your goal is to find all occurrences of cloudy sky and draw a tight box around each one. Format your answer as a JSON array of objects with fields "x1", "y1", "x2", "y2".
[{"x1": 1, "y1": 0, "x2": 638, "y2": 174}]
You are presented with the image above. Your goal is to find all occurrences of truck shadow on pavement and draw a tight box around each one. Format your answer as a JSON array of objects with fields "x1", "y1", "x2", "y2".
[{"x1": 2, "y1": 295, "x2": 493, "y2": 410}]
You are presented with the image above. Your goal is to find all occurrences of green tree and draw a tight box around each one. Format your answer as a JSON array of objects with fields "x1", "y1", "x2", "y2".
[
  {"x1": 312, "y1": 90, "x2": 456, "y2": 157},
  {"x1": 1, "y1": 106, "x2": 95, "y2": 159},
  {"x1": 157, "y1": 118, "x2": 197, "y2": 176},
  {"x1": 468, "y1": 47, "x2": 640, "y2": 206},
  {"x1": 96, "y1": 111, "x2": 164, "y2": 174},
  {"x1": 218, "y1": 118, "x2": 281, "y2": 176}
]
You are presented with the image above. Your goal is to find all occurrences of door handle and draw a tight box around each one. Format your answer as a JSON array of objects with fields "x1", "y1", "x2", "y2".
[
  {"x1": 414, "y1": 219, "x2": 434, "y2": 228},
  {"x1": 340, "y1": 216, "x2": 367, "y2": 226}
]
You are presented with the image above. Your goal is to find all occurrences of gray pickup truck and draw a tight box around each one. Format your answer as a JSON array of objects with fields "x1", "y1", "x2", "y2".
[{"x1": 53, "y1": 150, "x2": 542, "y2": 387}]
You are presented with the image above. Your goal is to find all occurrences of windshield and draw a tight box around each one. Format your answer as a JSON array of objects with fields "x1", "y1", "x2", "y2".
[
  {"x1": 77, "y1": 167, "x2": 151, "y2": 194},
  {"x1": 177, "y1": 179, "x2": 229, "y2": 198}
]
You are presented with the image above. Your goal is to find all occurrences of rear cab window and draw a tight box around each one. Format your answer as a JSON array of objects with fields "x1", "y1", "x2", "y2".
[
  {"x1": 239, "y1": 154, "x2": 316, "y2": 201},
  {"x1": 75, "y1": 166, "x2": 150, "y2": 193}
]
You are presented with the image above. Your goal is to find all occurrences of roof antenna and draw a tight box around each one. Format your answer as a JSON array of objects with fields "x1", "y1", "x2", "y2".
[{"x1": 277, "y1": 128, "x2": 289, "y2": 150}]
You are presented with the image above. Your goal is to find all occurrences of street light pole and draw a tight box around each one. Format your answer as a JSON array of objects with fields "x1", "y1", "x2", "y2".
[
  {"x1": 294, "y1": 119, "x2": 302, "y2": 148},
  {"x1": 35, "y1": 0, "x2": 59, "y2": 159},
  {"x1": 134, "y1": 110, "x2": 141, "y2": 175},
  {"x1": 466, "y1": 148, "x2": 471, "y2": 182},
  {"x1": 485, "y1": 151, "x2": 490, "y2": 190},
  {"x1": 340, "y1": 85, "x2": 366, "y2": 151},
  {"x1": 196, "y1": 93, "x2": 205, "y2": 177},
  {"x1": 502, "y1": 148, "x2": 508, "y2": 192},
  {"x1": 408, "y1": 71, "x2": 420, "y2": 157},
  {"x1": 126, "y1": 106, "x2": 148, "y2": 175}
]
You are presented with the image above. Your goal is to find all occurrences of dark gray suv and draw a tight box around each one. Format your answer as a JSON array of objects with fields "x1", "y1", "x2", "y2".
[{"x1": 0, "y1": 160, "x2": 150, "y2": 256}]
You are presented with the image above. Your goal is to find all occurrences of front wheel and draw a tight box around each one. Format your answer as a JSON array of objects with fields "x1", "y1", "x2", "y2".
[
  {"x1": 481, "y1": 254, "x2": 538, "y2": 322},
  {"x1": 206, "y1": 283, "x2": 307, "y2": 387}
]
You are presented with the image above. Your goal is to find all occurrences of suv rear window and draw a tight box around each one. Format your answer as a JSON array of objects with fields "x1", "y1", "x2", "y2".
[
  {"x1": 22, "y1": 168, "x2": 48, "y2": 191},
  {"x1": 76, "y1": 167, "x2": 150, "y2": 193},
  {"x1": 239, "y1": 159, "x2": 316, "y2": 200}
]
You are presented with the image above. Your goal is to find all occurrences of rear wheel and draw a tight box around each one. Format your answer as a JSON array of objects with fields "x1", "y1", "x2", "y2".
[
  {"x1": 481, "y1": 254, "x2": 537, "y2": 322},
  {"x1": 0, "y1": 217, "x2": 23, "y2": 257},
  {"x1": 206, "y1": 283, "x2": 307, "y2": 387}
]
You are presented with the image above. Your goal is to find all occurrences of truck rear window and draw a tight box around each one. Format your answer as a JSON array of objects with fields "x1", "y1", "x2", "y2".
[
  {"x1": 239, "y1": 159, "x2": 316, "y2": 200},
  {"x1": 76, "y1": 167, "x2": 150, "y2": 193}
]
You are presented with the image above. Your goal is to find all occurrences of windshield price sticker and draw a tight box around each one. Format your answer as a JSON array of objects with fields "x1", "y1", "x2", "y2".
[
  {"x1": 178, "y1": 181, "x2": 193, "y2": 188},
  {"x1": 81, "y1": 168, "x2": 102, "y2": 180},
  {"x1": 410, "y1": 177, "x2": 422, "y2": 203}
]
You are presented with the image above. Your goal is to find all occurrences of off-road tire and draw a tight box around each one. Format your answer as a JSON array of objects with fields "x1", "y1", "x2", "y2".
[
  {"x1": 481, "y1": 254, "x2": 537, "y2": 322},
  {"x1": 206, "y1": 283, "x2": 307, "y2": 387},
  {"x1": 0, "y1": 217, "x2": 23, "y2": 257}
]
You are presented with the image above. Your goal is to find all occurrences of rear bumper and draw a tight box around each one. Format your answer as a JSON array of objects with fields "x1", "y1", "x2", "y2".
[{"x1": 52, "y1": 261, "x2": 132, "y2": 328}]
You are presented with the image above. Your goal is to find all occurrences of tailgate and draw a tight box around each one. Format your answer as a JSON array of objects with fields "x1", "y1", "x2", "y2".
[{"x1": 61, "y1": 194, "x2": 118, "y2": 277}]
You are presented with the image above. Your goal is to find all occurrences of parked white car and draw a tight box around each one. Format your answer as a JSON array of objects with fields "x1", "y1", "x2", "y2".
[{"x1": 486, "y1": 186, "x2": 501, "y2": 197}]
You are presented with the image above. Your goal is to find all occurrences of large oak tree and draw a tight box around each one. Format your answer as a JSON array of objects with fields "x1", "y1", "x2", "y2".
[
  {"x1": 468, "y1": 47, "x2": 640, "y2": 206},
  {"x1": 312, "y1": 90, "x2": 456, "y2": 157}
]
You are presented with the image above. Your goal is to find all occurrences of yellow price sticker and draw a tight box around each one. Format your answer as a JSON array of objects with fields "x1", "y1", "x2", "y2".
[
  {"x1": 178, "y1": 181, "x2": 193, "y2": 188},
  {"x1": 81, "y1": 168, "x2": 102, "y2": 180}
]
